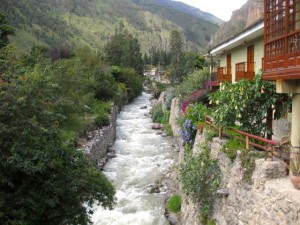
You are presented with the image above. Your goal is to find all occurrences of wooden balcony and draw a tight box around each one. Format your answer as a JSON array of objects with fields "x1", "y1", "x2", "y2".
[
  {"x1": 215, "y1": 66, "x2": 232, "y2": 84},
  {"x1": 235, "y1": 62, "x2": 255, "y2": 81},
  {"x1": 263, "y1": 0, "x2": 300, "y2": 80},
  {"x1": 264, "y1": 31, "x2": 300, "y2": 80}
]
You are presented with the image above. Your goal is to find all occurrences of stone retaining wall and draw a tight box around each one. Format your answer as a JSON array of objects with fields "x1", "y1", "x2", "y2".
[
  {"x1": 83, "y1": 106, "x2": 118, "y2": 162},
  {"x1": 168, "y1": 97, "x2": 300, "y2": 225}
]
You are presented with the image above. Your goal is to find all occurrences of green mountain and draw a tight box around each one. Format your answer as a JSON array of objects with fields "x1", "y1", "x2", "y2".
[{"x1": 0, "y1": 0, "x2": 219, "y2": 53}]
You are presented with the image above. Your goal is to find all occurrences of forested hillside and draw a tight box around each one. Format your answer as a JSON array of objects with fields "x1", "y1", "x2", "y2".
[{"x1": 0, "y1": 0, "x2": 220, "y2": 53}]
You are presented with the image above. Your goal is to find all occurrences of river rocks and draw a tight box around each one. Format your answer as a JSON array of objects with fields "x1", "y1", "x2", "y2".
[
  {"x1": 152, "y1": 123, "x2": 162, "y2": 129},
  {"x1": 140, "y1": 105, "x2": 148, "y2": 109},
  {"x1": 97, "y1": 148, "x2": 116, "y2": 170}
]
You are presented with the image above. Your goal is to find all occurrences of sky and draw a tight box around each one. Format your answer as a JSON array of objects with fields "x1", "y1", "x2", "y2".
[{"x1": 174, "y1": 0, "x2": 248, "y2": 21}]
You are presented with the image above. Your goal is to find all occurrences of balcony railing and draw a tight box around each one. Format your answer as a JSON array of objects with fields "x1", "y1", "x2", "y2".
[
  {"x1": 216, "y1": 66, "x2": 232, "y2": 83},
  {"x1": 235, "y1": 62, "x2": 255, "y2": 81},
  {"x1": 264, "y1": 30, "x2": 300, "y2": 80}
]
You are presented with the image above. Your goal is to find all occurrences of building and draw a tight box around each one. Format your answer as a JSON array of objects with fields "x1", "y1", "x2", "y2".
[
  {"x1": 263, "y1": 0, "x2": 300, "y2": 160},
  {"x1": 209, "y1": 19, "x2": 264, "y2": 87}
]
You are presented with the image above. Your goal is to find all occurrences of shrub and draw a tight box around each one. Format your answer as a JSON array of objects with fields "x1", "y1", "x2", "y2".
[
  {"x1": 95, "y1": 114, "x2": 110, "y2": 128},
  {"x1": 151, "y1": 104, "x2": 164, "y2": 123},
  {"x1": 180, "y1": 142, "x2": 221, "y2": 222},
  {"x1": 184, "y1": 103, "x2": 211, "y2": 127},
  {"x1": 222, "y1": 139, "x2": 245, "y2": 162},
  {"x1": 175, "y1": 68, "x2": 210, "y2": 102},
  {"x1": 167, "y1": 194, "x2": 182, "y2": 213},
  {"x1": 165, "y1": 87, "x2": 175, "y2": 110},
  {"x1": 179, "y1": 119, "x2": 197, "y2": 146}
]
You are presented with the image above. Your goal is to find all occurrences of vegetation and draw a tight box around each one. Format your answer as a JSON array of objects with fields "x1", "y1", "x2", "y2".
[
  {"x1": 1, "y1": 0, "x2": 219, "y2": 52},
  {"x1": 209, "y1": 72, "x2": 291, "y2": 137},
  {"x1": 0, "y1": 13, "x2": 15, "y2": 49},
  {"x1": 175, "y1": 68, "x2": 210, "y2": 103},
  {"x1": 0, "y1": 13, "x2": 146, "y2": 223},
  {"x1": 167, "y1": 194, "x2": 182, "y2": 213},
  {"x1": 179, "y1": 141, "x2": 221, "y2": 224},
  {"x1": 0, "y1": 46, "x2": 117, "y2": 224}
]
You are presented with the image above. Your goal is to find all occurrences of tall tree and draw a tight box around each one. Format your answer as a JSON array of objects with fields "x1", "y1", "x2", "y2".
[
  {"x1": 104, "y1": 22, "x2": 144, "y2": 75},
  {"x1": 169, "y1": 30, "x2": 185, "y2": 84},
  {"x1": 0, "y1": 13, "x2": 15, "y2": 49}
]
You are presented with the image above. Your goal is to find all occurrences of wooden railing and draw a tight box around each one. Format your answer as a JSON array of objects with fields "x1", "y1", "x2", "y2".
[
  {"x1": 204, "y1": 115, "x2": 279, "y2": 152},
  {"x1": 235, "y1": 62, "x2": 255, "y2": 81},
  {"x1": 264, "y1": 30, "x2": 300, "y2": 80},
  {"x1": 217, "y1": 66, "x2": 232, "y2": 83}
]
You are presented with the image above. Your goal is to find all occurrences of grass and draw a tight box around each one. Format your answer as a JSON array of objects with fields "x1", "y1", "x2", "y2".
[{"x1": 167, "y1": 194, "x2": 182, "y2": 213}]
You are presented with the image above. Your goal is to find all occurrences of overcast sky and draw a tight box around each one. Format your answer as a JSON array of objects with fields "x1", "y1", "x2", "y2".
[{"x1": 174, "y1": 0, "x2": 248, "y2": 21}]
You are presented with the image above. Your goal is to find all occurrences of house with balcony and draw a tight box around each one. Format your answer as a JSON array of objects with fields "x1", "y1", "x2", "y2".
[
  {"x1": 209, "y1": 19, "x2": 264, "y2": 87},
  {"x1": 263, "y1": 0, "x2": 300, "y2": 172}
]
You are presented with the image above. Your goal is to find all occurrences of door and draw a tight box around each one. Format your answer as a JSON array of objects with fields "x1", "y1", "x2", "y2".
[
  {"x1": 227, "y1": 54, "x2": 231, "y2": 75},
  {"x1": 247, "y1": 45, "x2": 254, "y2": 72}
]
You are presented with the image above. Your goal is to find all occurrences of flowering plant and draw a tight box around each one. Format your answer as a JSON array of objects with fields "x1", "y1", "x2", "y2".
[{"x1": 179, "y1": 119, "x2": 197, "y2": 145}]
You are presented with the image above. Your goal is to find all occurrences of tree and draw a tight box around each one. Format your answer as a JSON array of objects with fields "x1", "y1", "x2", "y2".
[
  {"x1": 169, "y1": 30, "x2": 185, "y2": 84},
  {"x1": 0, "y1": 13, "x2": 15, "y2": 49},
  {"x1": 0, "y1": 47, "x2": 116, "y2": 224},
  {"x1": 104, "y1": 22, "x2": 144, "y2": 75},
  {"x1": 209, "y1": 72, "x2": 291, "y2": 137}
]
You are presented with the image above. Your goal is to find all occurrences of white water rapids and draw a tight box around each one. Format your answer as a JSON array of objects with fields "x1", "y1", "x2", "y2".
[{"x1": 92, "y1": 92, "x2": 177, "y2": 225}]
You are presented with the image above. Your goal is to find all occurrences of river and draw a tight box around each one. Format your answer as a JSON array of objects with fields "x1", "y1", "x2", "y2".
[{"x1": 92, "y1": 92, "x2": 178, "y2": 225}]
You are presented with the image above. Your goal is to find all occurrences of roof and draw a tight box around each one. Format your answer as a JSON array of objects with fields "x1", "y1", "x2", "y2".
[{"x1": 209, "y1": 18, "x2": 264, "y2": 56}]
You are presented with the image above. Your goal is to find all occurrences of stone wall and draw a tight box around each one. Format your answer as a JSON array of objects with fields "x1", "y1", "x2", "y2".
[
  {"x1": 83, "y1": 106, "x2": 118, "y2": 162},
  {"x1": 209, "y1": 134, "x2": 300, "y2": 225},
  {"x1": 168, "y1": 97, "x2": 300, "y2": 225}
]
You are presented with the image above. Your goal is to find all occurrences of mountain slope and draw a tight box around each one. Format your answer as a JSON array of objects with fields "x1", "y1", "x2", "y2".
[
  {"x1": 156, "y1": 0, "x2": 223, "y2": 25},
  {"x1": 1, "y1": 0, "x2": 219, "y2": 53},
  {"x1": 209, "y1": 0, "x2": 263, "y2": 49}
]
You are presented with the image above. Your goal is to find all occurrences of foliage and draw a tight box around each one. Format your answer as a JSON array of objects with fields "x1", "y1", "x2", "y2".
[
  {"x1": 1, "y1": 0, "x2": 218, "y2": 52},
  {"x1": 151, "y1": 104, "x2": 164, "y2": 123},
  {"x1": 167, "y1": 194, "x2": 182, "y2": 213},
  {"x1": 175, "y1": 68, "x2": 210, "y2": 102},
  {"x1": 209, "y1": 72, "x2": 291, "y2": 137},
  {"x1": 204, "y1": 127, "x2": 219, "y2": 141},
  {"x1": 104, "y1": 22, "x2": 144, "y2": 75},
  {"x1": 0, "y1": 65, "x2": 115, "y2": 224},
  {"x1": 184, "y1": 103, "x2": 211, "y2": 127},
  {"x1": 240, "y1": 150, "x2": 267, "y2": 183},
  {"x1": 179, "y1": 142, "x2": 221, "y2": 222},
  {"x1": 222, "y1": 139, "x2": 245, "y2": 162},
  {"x1": 179, "y1": 119, "x2": 197, "y2": 146},
  {"x1": 165, "y1": 87, "x2": 175, "y2": 110},
  {"x1": 111, "y1": 66, "x2": 144, "y2": 102},
  {"x1": 0, "y1": 13, "x2": 15, "y2": 49}
]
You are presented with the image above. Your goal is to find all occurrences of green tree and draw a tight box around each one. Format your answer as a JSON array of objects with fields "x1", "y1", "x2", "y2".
[
  {"x1": 0, "y1": 47, "x2": 115, "y2": 224},
  {"x1": 209, "y1": 72, "x2": 291, "y2": 137},
  {"x1": 169, "y1": 30, "x2": 185, "y2": 84},
  {"x1": 104, "y1": 22, "x2": 144, "y2": 75},
  {"x1": 0, "y1": 13, "x2": 15, "y2": 49}
]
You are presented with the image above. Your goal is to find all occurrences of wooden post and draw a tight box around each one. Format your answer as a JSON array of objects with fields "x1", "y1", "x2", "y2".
[
  {"x1": 246, "y1": 136, "x2": 250, "y2": 150},
  {"x1": 219, "y1": 126, "x2": 223, "y2": 139}
]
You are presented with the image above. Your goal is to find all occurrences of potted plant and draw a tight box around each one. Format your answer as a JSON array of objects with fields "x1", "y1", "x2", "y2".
[{"x1": 290, "y1": 146, "x2": 300, "y2": 190}]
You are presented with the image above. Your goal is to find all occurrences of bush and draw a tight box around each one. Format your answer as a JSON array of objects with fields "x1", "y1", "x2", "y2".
[
  {"x1": 151, "y1": 104, "x2": 164, "y2": 123},
  {"x1": 180, "y1": 142, "x2": 221, "y2": 222},
  {"x1": 95, "y1": 114, "x2": 110, "y2": 128},
  {"x1": 222, "y1": 139, "x2": 245, "y2": 162},
  {"x1": 179, "y1": 119, "x2": 197, "y2": 146},
  {"x1": 175, "y1": 68, "x2": 210, "y2": 102},
  {"x1": 167, "y1": 194, "x2": 182, "y2": 213},
  {"x1": 184, "y1": 103, "x2": 211, "y2": 127}
]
